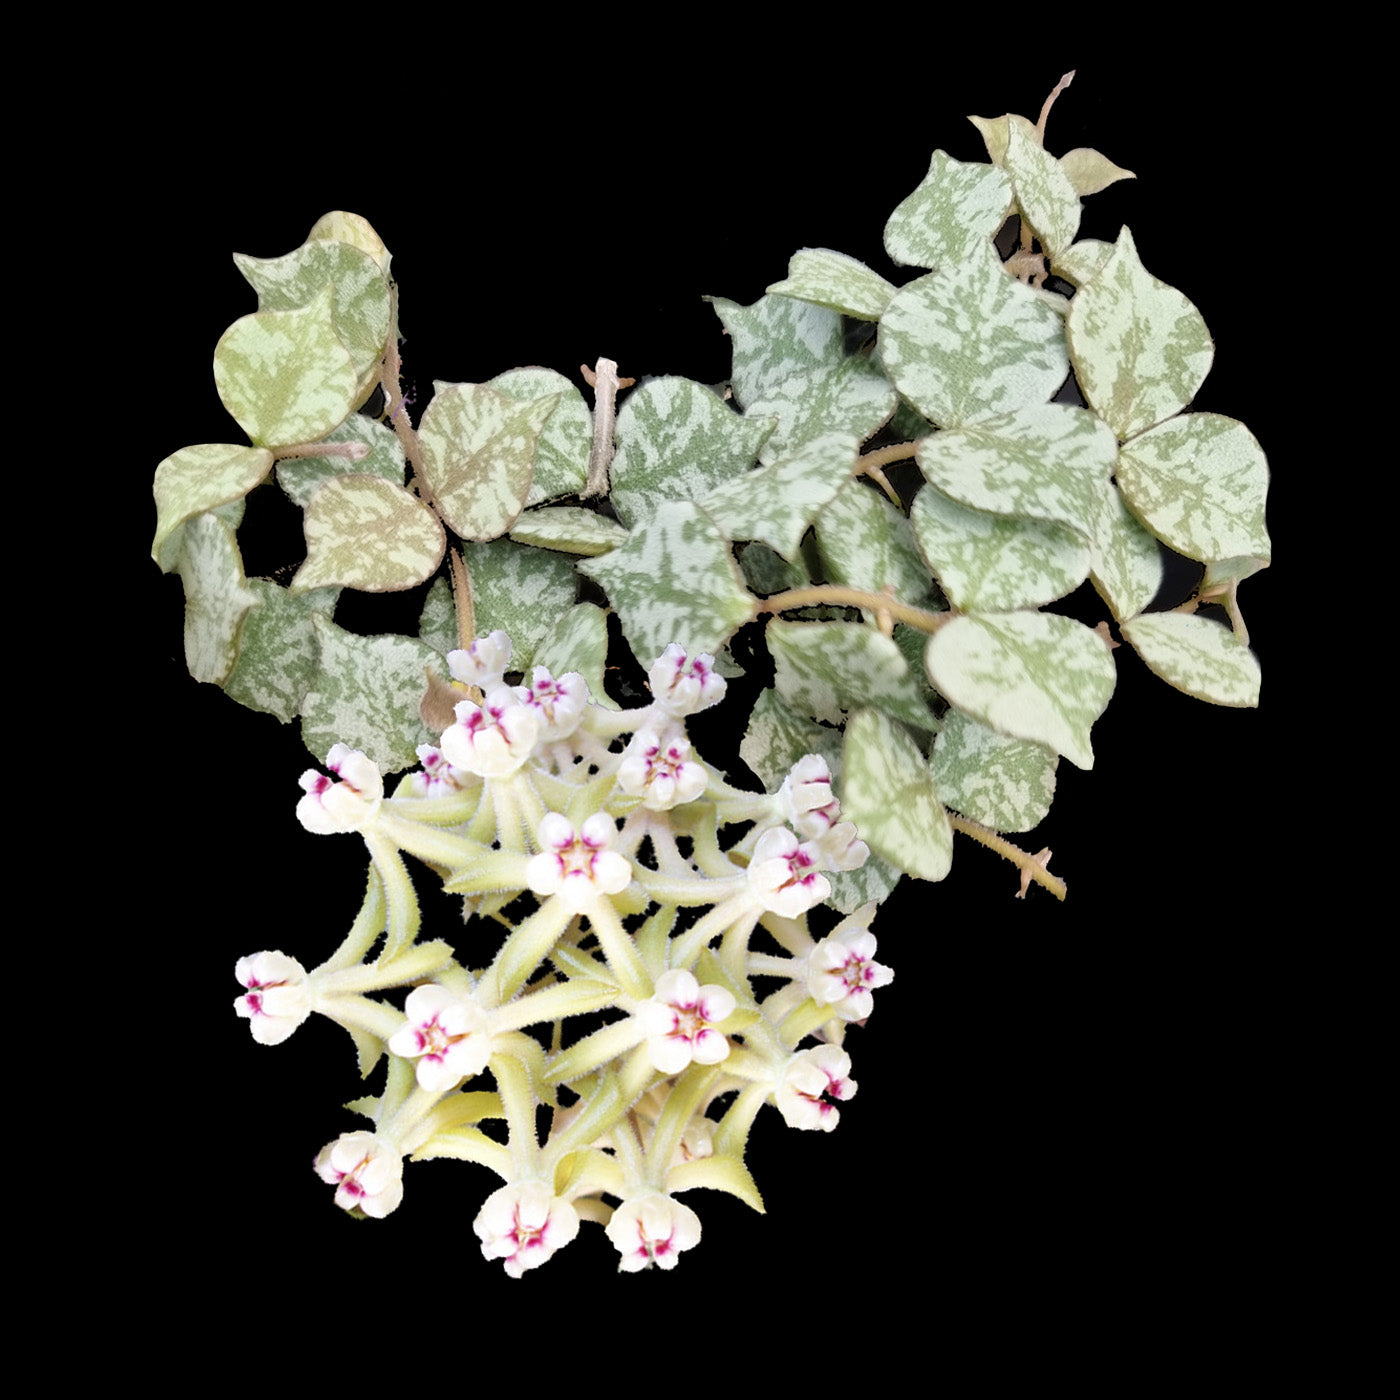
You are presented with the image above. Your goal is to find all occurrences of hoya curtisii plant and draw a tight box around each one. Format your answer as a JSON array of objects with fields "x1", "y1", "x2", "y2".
[{"x1": 153, "y1": 74, "x2": 1269, "y2": 1275}]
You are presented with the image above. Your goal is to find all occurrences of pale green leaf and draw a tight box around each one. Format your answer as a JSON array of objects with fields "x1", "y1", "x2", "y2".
[
  {"x1": 967, "y1": 114, "x2": 1012, "y2": 165},
  {"x1": 534, "y1": 603, "x2": 612, "y2": 709},
  {"x1": 744, "y1": 354, "x2": 895, "y2": 465},
  {"x1": 1089, "y1": 482, "x2": 1164, "y2": 622},
  {"x1": 509, "y1": 505, "x2": 628, "y2": 556},
  {"x1": 213, "y1": 285, "x2": 359, "y2": 448},
  {"x1": 577, "y1": 501, "x2": 755, "y2": 665},
  {"x1": 292, "y1": 475, "x2": 445, "y2": 593},
  {"x1": 1121, "y1": 612, "x2": 1260, "y2": 707},
  {"x1": 1116, "y1": 413, "x2": 1271, "y2": 564},
  {"x1": 301, "y1": 615, "x2": 449, "y2": 772},
  {"x1": 609, "y1": 377, "x2": 773, "y2": 530},
  {"x1": 461, "y1": 536, "x2": 579, "y2": 673},
  {"x1": 490, "y1": 367, "x2": 592, "y2": 505},
  {"x1": 419, "y1": 382, "x2": 560, "y2": 541},
  {"x1": 842, "y1": 708, "x2": 951, "y2": 882},
  {"x1": 883, "y1": 150, "x2": 1011, "y2": 270},
  {"x1": 224, "y1": 579, "x2": 340, "y2": 722},
  {"x1": 152, "y1": 443, "x2": 274, "y2": 568},
  {"x1": 925, "y1": 612, "x2": 1116, "y2": 770},
  {"x1": 176, "y1": 513, "x2": 260, "y2": 685},
  {"x1": 766, "y1": 248, "x2": 896, "y2": 320},
  {"x1": 276, "y1": 413, "x2": 403, "y2": 509},
  {"x1": 768, "y1": 619, "x2": 934, "y2": 732},
  {"x1": 419, "y1": 576, "x2": 456, "y2": 656},
  {"x1": 305, "y1": 211, "x2": 391, "y2": 274},
  {"x1": 910, "y1": 482, "x2": 1090, "y2": 612},
  {"x1": 706, "y1": 294, "x2": 844, "y2": 410},
  {"x1": 815, "y1": 479, "x2": 937, "y2": 615},
  {"x1": 1052, "y1": 239, "x2": 1114, "y2": 288},
  {"x1": 1059, "y1": 147, "x2": 1136, "y2": 197},
  {"x1": 930, "y1": 709, "x2": 1057, "y2": 833},
  {"x1": 879, "y1": 243, "x2": 1069, "y2": 428},
  {"x1": 1004, "y1": 115, "x2": 1081, "y2": 259},
  {"x1": 700, "y1": 433, "x2": 858, "y2": 560},
  {"x1": 1066, "y1": 227, "x2": 1214, "y2": 440}
]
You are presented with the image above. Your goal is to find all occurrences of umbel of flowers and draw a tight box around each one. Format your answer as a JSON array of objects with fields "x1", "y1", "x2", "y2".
[{"x1": 235, "y1": 633, "x2": 892, "y2": 1277}]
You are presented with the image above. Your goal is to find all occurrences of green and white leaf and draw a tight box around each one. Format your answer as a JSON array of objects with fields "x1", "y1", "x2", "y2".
[
  {"x1": 152, "y1": 443, "x2": 274, "y2": 568},
  {"x1": 213, "y1": 285, "x2": 359, "y2": 449},
  {"x1": 816, "y1": 478, "x2": 937, "y2": 613},
  {"x1": 925, "y1": 612, "x2": 1116, "y2": 770},
  {"x1": 609, "y1": 377, "x2": 773, "y2": 530},
  {"x1": 1059, "y1": 147, "x2": 1136, "y2": 197},
  {"x1": 1003, "y1": 115, "x2": 1080, "y2": 259},
  {"x1": 306, "y1": 211, "x2": 391, "y2": 274},
  {"x1": 842, "y1": 708, "x2": 951, "y2": 882},
  {"x1": 461, "y1": 535, "x2": 579, "y2": 673},
  {"x1": 233, "y1": 238, "x2": 391, "y2": 398},
  {"x1": 768, "y1": 619, "x2": 933, "y2": 732},
  {"x1": 1052, "y1": 239, "x2": 1114, "y2": 288},
  {"x1": 706, "y1": 294, "x2": 845, "y2": 410},
  {"x1": 930, "y1": 708, "x2": 1057, "y2": 833},
  {"x1": 1066, "y1": 227, "x2": 1214, "y2": 440},
  {"x1": 490, "y1": 368, "x2": 592, "y2": 505},
  {"x1": 1116, "y1": 413, "x2": 1271, "y2": 563},
  {"x1": 533, "y1": 602, "x2": 612, "y2": 708},
  {"x1": 277, "y1": 413, "x2": 403, "y2": 509},
  {"x1": 419, "y1": 576, "x2": 457, "y2": 656},
  {"x1": 419, "y1": 382, "x2": 561, "y2": 541},
  {"x1": 700, "y1": 433, "x2": 857, "y2": 560},
  {"x1": 910, "y1": 482, "x2": 1090, "y2": 612},
  {"x1": 176, "y1": 512, "x2": 260, "y2": 685},
  {"x1": 744, "y1": 354, "x2": 895, "y2": 465},
  {"x1": 577, "y1": 502, "x2": 755, "y2": 665},
  {"x1": 292, "y1": 475, "x2": 444, "y2": 593},
  {"x1": 508, "y1": 505, "x2": 628, "y2": 556},
  {"x1": 224, "y1": 579, "x2": 340, "y2": 722},
  {"x1": 765, "y1": 248, "x2": 896, "y2": 321},
  {"x1": 1089, "y1": 481, "x2": 1164, "y2": 622},
  {"x1": 1120, "y1": 612, "x2": 1261, "y2": 707},
  {"x1": 879, "y1": 243, "x2": 1069, "y2": 429},
  {"x1": 883, "y1": 151, "x2": 1011, "y2": 270},
  {"x1": 301, "y1": 614, "x2": 448, "y2": 772},
  {"x1": 914, "y1": 404, "x2": 1116, "y2": 540}
]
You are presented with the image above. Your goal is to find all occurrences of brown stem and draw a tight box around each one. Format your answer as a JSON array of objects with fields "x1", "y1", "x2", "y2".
[
  {"x1": 947, "y1": 814, "x2": 1067, "y2": 901},
  {"x1": 756, "y1": 584, "x2": 948, "y2": 634},
  {"x1": 381, "y1": 285, "x2": 435, "y2": 511},
  {"x1": 274, "y1": 441, "x2": 371, "y2": 463}
]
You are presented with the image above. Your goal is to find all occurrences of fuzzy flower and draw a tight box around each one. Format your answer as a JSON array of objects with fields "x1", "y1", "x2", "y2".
[
  {"x1": 313, "y1": 1132, "x2": 404, "y2": 1218},
  {"x1": 525, "y1": 812, "x2": 631, "y2": 912},
  {"x1": 648, "y1": 644, "x2": 726, "y2": 716},
  {"x1": 606, "y1": 1193, "x2": 703, "y2": 1272},
  {"x1": 517, "y1": 667, "x2": 589, "y2": 743},
  {"x1": 778, "y1": 754, "x2": 842, "y2": 837},
  {"x1": 447, "y1": 630, "x2": 513, "y2": 692},
  {"x1": 234, "y1": 951, "x2": 312, "y2": 1046},
  {"x1": 809, "y1": 820, "x2": 870, "y2": 873},
  {"x1": 636, "y1": 969, "x2": 735, "y2": 1074},
  {"x1": 387, "y1": 984, "x2": 493, "y2": 1091},
  {"x1": 747, "y1": 826, "x2": 832, "y2": 918},
  {"x1": 617, "y1": 725, "x2": 708, "y2": 810},
  {"x1": 775, "y1": 1045, "x2": 857, "y2": 1132},
  {"x1": 440, "y1": 695, "x2": 540, "y2": 779},
  {"x1": 407, "y1": 744, "x2": 473, "y2": 798},
  {"x1": 807, "y1": 903, "x2": 893, "y2": 1021},
  {"x1": 296, "y1": 744, "x2": 383, "y2": 834},
  {"x1": 474, "y1": 1181, "x2": 580, "y2": 1278}
]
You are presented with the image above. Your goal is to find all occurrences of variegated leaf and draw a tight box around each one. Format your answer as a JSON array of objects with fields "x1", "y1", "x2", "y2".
[
  {"x1": 152, "y1": 443, "x2": 274, "y2": 568},
  {"x1": 765, "y1": 248, "x2": 897, "y2": 320},
  {"x1": 213, "y1": 285, "x2": 358, "y2": 449},
  {"x1": 609, "y1": 377, "x2": 773, "y2": 529},
  {"x1": 176, "y1": 512, "x2": 260, "y2": 685},
  {"x1": 1116, "y1": 413, "x2": 1271, "y2": 564},
  {"x1": 1089, "y1": 481, "x2": 1164, "y2": 622},
  {"x1": 883, "y1": 150, "x2": 1011, "y2": 270},
  {"x1": 461, "y1": 536, "x2": 579, "y2": 673},
  {"x1": 745, "y1": 354, "x2": 895, "y2": 466},
  {"x1": 301, "y1": 614, "x2": 449, "y2": 772},
  {"x1": 533, "y1": 603, "x2": 612, "y2": 708},
  {"x1": 930, "y1": 709, "x2": 1057, "y2": 833},
  {"x1": 768, "y1": 619, "x2": 933, "y2": 732},
  {"x1": 1052, "y1": 239, "x2": 1114, "y2": 288},
  {"x1": 910, "y1": 482, "x2": 1090, "y2": 612},
  {"x1": 967, "y1": 113, "x2": 1012, "y2": 165},
  {"x1": 292, "y1": 475, "x2": 444, "y2": 593},
  {"x1": 925, "y1": 612, "x2": 1116, "y2": 770},
  {"x1": 577, "y1": 501, "x2": 755, "y2": 665},
  {"x1": 419, "y1": 575, "x2": 457, "y2": 656},
  {"x1": 879, "y1": 243, "x2": 1069, "y2": 429},
  {"x1": 816, "y1": 478, "x2": 937, "y2": 613},
  {"x1": 914, "y1": 404, "x2": 1116, "y2": 540},
  {"x1": 490, "y1": 367, "x2": 592, "y2": 505},
  {"x1": 1004, "y1": 115, "x2": 1081, "y2": 259},
  {"x1": 1066, "y1": 227, "x2": 1214, "y2": 440},
  {"x1": 1121, "y1": 612, "x2": 1260, "y2": 707},
  {"x1": 509, "y1": 505, "x2": 628, "y2": 556},
  {"x1": 706, "y1": 294, "x2": 845, "y2": 410},
  {"x1": 224, "y1": 579, "x2": 340, "y2": 722},
  {"x1": 277, "y1": 413, "x2": 403, "y2": 509},
  {"x1": 740, "y1": 541, "x2": 808, "y2": 596},
  {"x1": 700, "y1": 433, "x2": 857, "y2": 560},
  {"x1": 419, "y1": 382, "x2": 560, "y2": 541},
  {"x1": 306, "y1": 211, "x2": 391, "y2": 274},
  {"x1": 842, "y1": 708, "x2": 951, "y2": 882}
]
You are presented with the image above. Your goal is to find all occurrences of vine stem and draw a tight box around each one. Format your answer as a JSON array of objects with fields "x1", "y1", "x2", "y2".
[
  {"x1": 947, "y1": 813, "x2": 1067, "y2": 901},
  {"x1": 755, "y1": 584, "x2": 949, "y2": 634},
  {"x1": 381, "y1": 285, "x2": 435, "y2": 511}
]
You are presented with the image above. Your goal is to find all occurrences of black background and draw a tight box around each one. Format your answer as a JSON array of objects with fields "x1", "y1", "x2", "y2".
[{"x1": 116, "y1": 52, "x2": 1300, "y2": 1343}]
